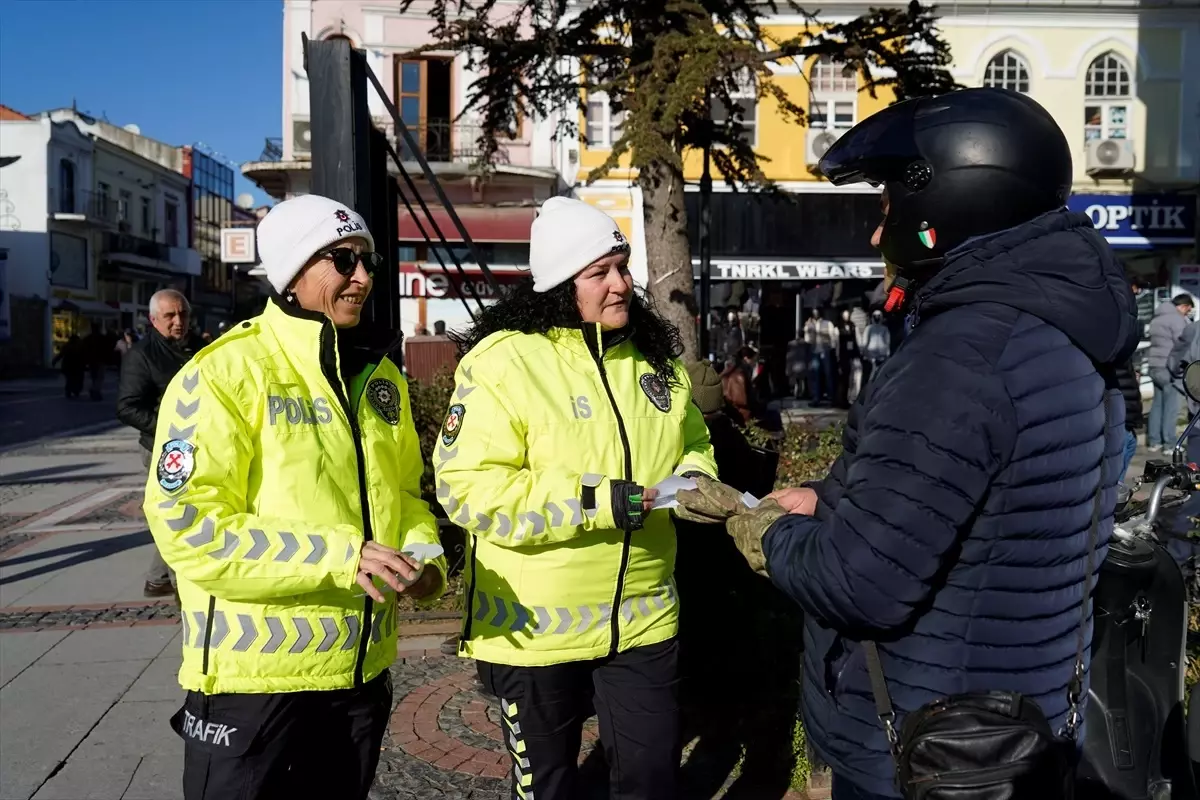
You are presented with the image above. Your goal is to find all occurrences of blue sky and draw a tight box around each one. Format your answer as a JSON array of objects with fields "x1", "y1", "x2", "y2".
[{"x1": 0, "y1": 0, "x2": 282, "y2": 206}]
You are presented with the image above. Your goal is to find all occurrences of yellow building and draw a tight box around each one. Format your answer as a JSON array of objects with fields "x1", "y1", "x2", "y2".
[{"x1": 570, "y1": 0, "x2": 1200, "y2": 341}]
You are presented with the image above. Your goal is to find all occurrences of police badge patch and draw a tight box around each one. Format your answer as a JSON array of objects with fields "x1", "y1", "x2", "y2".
[
  {"x1": 366, "y1": 379, "x2": 400, "y2": 425},
  {"x1": 639, "y1": 373, "x2": 671, "y2": 413},
  {"x1": 157, "y1": 439, "x2": 196, "y2": 492},
  {"x1": 442, "y1": 403, "x2": 466, "y2": 447}
]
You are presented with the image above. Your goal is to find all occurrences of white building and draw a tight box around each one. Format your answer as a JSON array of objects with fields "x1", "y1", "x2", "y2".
[
  {"x1": 0, "y1": 111, "x2": 200, "y2": 372},
  {"x1": 242, "y1": 0, "x2": 572, "y2": 337}
]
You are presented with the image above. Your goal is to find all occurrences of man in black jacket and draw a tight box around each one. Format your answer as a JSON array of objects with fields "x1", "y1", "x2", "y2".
[
  {"x1": 116, "y1": 289, "x2": 202, "y2": 597},
  {"x1": 1116, "y1": 277, "x2": 1148, "y2": 481}
]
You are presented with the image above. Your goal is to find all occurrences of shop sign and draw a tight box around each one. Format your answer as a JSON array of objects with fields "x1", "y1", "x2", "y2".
[
  {"x1": 399, "y1": 268, "x2": 526, "y2": 299},
  {"x1": 692, "y1": 259, "x2": 886, "y2": 281},
  {"x1": 221, "y1": 228, "x2": 256, "y2": 264},
  {"x1": 1068, "y1": 193, "x2": 1196, "y2": 248}
]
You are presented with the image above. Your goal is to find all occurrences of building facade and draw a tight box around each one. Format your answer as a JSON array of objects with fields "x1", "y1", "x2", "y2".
[
  {"x1": 939, "y1": 2, "x2": 1199, "y2": 327},
  {"x1": 0, "y1": 110, "x2": 202, "y2": 372},
  {"x1": 563, "y1": 0, "x2": 1200, "y2": 348},
  {"x1": 182, "y1": 146, "x2": 266, "y2": 331},
  {"x1": 242, "y1": 0, "x2": 566, "y2": 337}
]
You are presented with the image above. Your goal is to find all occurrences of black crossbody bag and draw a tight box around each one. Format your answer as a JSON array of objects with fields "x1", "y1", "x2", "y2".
[{"x1": 862, "y1": 401, "x2": 1109, "y2": 799}]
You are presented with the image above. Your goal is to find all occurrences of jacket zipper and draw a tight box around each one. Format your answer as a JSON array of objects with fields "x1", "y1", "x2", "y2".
[
  {"x1": 319, "y1": 323, "x2": 376, "y2": 687},
  {"x1": 587, "y1": 324, "x2": 634, "y2": 658}
]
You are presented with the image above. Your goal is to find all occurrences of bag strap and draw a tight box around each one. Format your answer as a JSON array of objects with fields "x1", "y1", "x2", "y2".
[{"x1": 863, "y1": 393, "x2": 1112, "y2": 751}]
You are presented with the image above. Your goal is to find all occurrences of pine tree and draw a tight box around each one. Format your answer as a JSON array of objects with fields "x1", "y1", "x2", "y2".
[{"x1": 409, "y1": 0, "x2": 957, "y2": 357}]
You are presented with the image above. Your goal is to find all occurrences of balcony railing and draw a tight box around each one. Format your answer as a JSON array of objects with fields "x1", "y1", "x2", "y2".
[
  {"x1": 260, "y1": 137, "x2": 283, "y2": 162},
  {"x1": 375, "y1": 119, "x2": 508, "y2": 165},
  {"x1": 48, "y1": 188, "x2": 121, "y2": 226},
  {"x1": 101, "y1": 231, "x2": 169, "y2": 262}
]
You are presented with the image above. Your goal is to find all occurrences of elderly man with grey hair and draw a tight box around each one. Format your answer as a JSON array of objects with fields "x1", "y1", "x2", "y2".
[{"x1": 117, "y1": 288, "x2": 204, "y2": 597}]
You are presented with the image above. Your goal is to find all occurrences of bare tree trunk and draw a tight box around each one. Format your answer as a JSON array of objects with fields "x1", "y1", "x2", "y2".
[{"x1": 638, "y1": 158, "x2": 698, "y2": 360}]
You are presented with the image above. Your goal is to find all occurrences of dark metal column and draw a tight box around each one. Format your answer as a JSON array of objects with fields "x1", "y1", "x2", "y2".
[{"x1": 304, "y1": 34, "x2": 399, "y2": 330}]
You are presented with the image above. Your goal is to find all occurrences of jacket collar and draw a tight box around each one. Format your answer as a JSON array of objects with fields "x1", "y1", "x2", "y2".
[{"x1": 549, "y1": 323, "x2": 633, "y2": 360}]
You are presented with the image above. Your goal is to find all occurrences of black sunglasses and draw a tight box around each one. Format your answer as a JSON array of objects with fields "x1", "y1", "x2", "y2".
[{"x1": 322, "y1": 247, "x2": 383, "y2": 277}]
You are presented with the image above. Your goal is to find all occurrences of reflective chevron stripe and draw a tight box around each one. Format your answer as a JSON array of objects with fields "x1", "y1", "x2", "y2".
[
  {"x1": 501, "y1": 698, "x2": 533, "y2": 796},
  {"x1": 469, "y1": 588, "x2": 677, "y2": 636},
  {"x1": 169, "y1": 511, "x2": 331, "y2": 566},
  {"x1": 231, "y1": 615, "x2": 257, "y2": 652},
  {"x1": 194, "y1": 614, "x2": 361, "y2": 655}
]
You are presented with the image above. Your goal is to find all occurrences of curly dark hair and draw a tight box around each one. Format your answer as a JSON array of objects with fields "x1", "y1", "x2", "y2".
[{"x1": 451, "y1": 278, "x2": 685, "y2": 385}]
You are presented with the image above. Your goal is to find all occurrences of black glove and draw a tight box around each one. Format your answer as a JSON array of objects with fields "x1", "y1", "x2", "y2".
[{"x1": 611, "y1": 480, "x2": 648, "y2": 532}]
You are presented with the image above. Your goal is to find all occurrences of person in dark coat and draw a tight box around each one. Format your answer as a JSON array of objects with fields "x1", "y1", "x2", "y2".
[
  {"x1": 676, "y1": 89, "x2": 1138, "y2": 799},
  {"x1": 52, "y1": 334, "x2": 87, "y2": 398},
  {"x1": 1114, "y1": 360, "x2": 1143, "y2": 481},
  {"x1": 116, "y1": 289, "x2": 202, "y2": 597}
]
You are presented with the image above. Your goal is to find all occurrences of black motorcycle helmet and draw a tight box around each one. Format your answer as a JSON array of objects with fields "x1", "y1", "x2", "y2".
[{"x1": 817, "y1": 88, "x2": 1072, "y2": 309}]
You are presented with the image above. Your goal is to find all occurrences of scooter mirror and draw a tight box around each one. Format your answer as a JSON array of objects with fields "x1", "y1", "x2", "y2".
[{"x1": 1185, "y1": 362, "x2": 1200, "y2": 403}]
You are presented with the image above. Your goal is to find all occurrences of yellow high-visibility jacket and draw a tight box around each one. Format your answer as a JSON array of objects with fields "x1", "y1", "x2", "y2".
[
  {"x1": 433, "y1": 324, "x2": 717, "y2": 667},
  {"x1": 143, "y1": 300, "x2": 446, "y2": 695}
]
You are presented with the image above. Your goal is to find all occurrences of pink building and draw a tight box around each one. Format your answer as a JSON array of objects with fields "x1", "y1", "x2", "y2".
[{"x1": 242, "y1": 0, "x2": 571, "y2": 336}]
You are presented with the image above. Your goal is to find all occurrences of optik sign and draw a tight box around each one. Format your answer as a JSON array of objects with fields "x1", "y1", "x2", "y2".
[{"x1": 1068, "y1": 193, "x2": 1196, "y2": 249}]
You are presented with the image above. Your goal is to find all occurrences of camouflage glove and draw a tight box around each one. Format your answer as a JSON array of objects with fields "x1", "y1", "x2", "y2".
[
  {"x1": 675, "y1": 475, "x2": 748, "y2": 524},
  {"x1": 727, "y1": 498, "x2": 787, "y2": 574}
]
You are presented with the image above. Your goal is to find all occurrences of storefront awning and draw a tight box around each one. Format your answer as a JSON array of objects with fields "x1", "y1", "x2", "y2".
[{"x1": 398, "y1": 206, "x2": 535, "y2": 243}]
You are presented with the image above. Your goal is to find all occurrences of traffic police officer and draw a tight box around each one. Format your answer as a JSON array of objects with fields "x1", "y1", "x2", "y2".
[
  {"x1": 144, "y1": 194, "x2": 447, "y2": 799},
  {"x1": 434, "y1": 197, "x2": 718, "y2": 800}
]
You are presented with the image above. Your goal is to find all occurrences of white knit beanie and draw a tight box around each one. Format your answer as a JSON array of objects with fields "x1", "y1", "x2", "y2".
[
  {"x1": 256, "y1": 194, "x2": 376, "y2": 293},
  {"x1": 529, "y1": 197, "x2": 630, "y2": 293}
]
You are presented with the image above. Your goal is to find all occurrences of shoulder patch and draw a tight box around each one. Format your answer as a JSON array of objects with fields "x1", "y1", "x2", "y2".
[
  {"x1": 442, "y1": 403, "x2": 466, "y2": 447},
  {"x1": 157, "y1": 439, "x2": 196, "y2": 492},
  {"x1": 366, "y1": 378, "x2": 400, "y2": 425},
  {"x1": 639, "y1": 373, "x2": 672, "y2": 413}
]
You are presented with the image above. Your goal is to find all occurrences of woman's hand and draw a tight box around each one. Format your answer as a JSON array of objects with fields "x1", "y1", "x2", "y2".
[{"x1": 355, "y1": 542, "x2": 425, "y2": 603}]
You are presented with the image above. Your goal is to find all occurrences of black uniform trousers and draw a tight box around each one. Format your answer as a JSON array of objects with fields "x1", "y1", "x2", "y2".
[
  {"x1": 478, "y1": 637, "x2": 681, "y2": 800},
  {"x1": 174, "y1": 671, "x2": 392, "y2": 800}
]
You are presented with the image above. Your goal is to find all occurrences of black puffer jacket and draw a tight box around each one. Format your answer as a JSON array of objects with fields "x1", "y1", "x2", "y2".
[
  {"x1": 116, "y1": 329, "x2": 203, "y2": 450},
  {"x1": 1114, "y1": 359, "x2": 1144, "y2": 431}
]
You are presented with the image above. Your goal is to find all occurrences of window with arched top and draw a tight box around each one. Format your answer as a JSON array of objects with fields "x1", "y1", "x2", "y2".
[
  {"x1": 809, "y1": 55, "x2": 856, "y2": 130},
  {"x1": 982, "y1": 50, "x2": 1030, "y2": 93},
  {"x1": 1084, "y1": 52, "x2": 1132, "y2": 142}
]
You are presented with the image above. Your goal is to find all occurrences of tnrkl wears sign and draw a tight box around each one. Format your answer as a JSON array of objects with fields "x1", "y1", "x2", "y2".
[{"x1": 691, "y1": 260, "x2": 886, "y2": 281}]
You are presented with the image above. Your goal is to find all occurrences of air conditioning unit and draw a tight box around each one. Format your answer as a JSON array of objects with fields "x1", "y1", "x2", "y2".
[
  {"x1": 1085, "y1": 138, "x2": 1135, "y2": 174},
  {"x1": 292, "y1": 118, "x2": 312, "y2": 156},
  {"x1": 806, "y1": 128, "x2": 845, "y2": 165}
]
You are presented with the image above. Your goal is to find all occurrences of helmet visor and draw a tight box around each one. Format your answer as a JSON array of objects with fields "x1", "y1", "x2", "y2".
[{"x1": 817, "y1": 100, "x2": 921, "y2": 186}]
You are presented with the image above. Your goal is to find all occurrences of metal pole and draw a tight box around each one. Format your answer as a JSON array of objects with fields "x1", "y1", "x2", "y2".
[{"x1": 699, "y1": 89, "x2": 713, "y2": 360}]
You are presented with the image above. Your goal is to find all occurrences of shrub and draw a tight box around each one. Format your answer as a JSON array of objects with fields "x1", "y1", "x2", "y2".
[
  {"x1": 746, "y1": 420, "x2": 845, "y2": 490},
  {"x1": 407, "y1": 366, "x2": 455, "y2": 500}
]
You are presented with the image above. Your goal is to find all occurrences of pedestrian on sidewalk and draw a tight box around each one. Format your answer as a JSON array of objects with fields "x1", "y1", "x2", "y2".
[
  {"x1": 676, "y1": 88, "x2": 1138, "y2": 800},
  {"x1": 434, "y1": 197, "x2": 717, "y2": 800},
  {"x1": 1146, "y1": 293, "x2": 1193, "y2": 451},
  {"x1": 51, "y1": 333, "x2": 87, "y2": 398},
  {"x1": 143, "y1": 195, "x2": 449, "y2": 800},
  {"x1": 117, "y1": 289, "x2": 203, "y2": 598}
]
